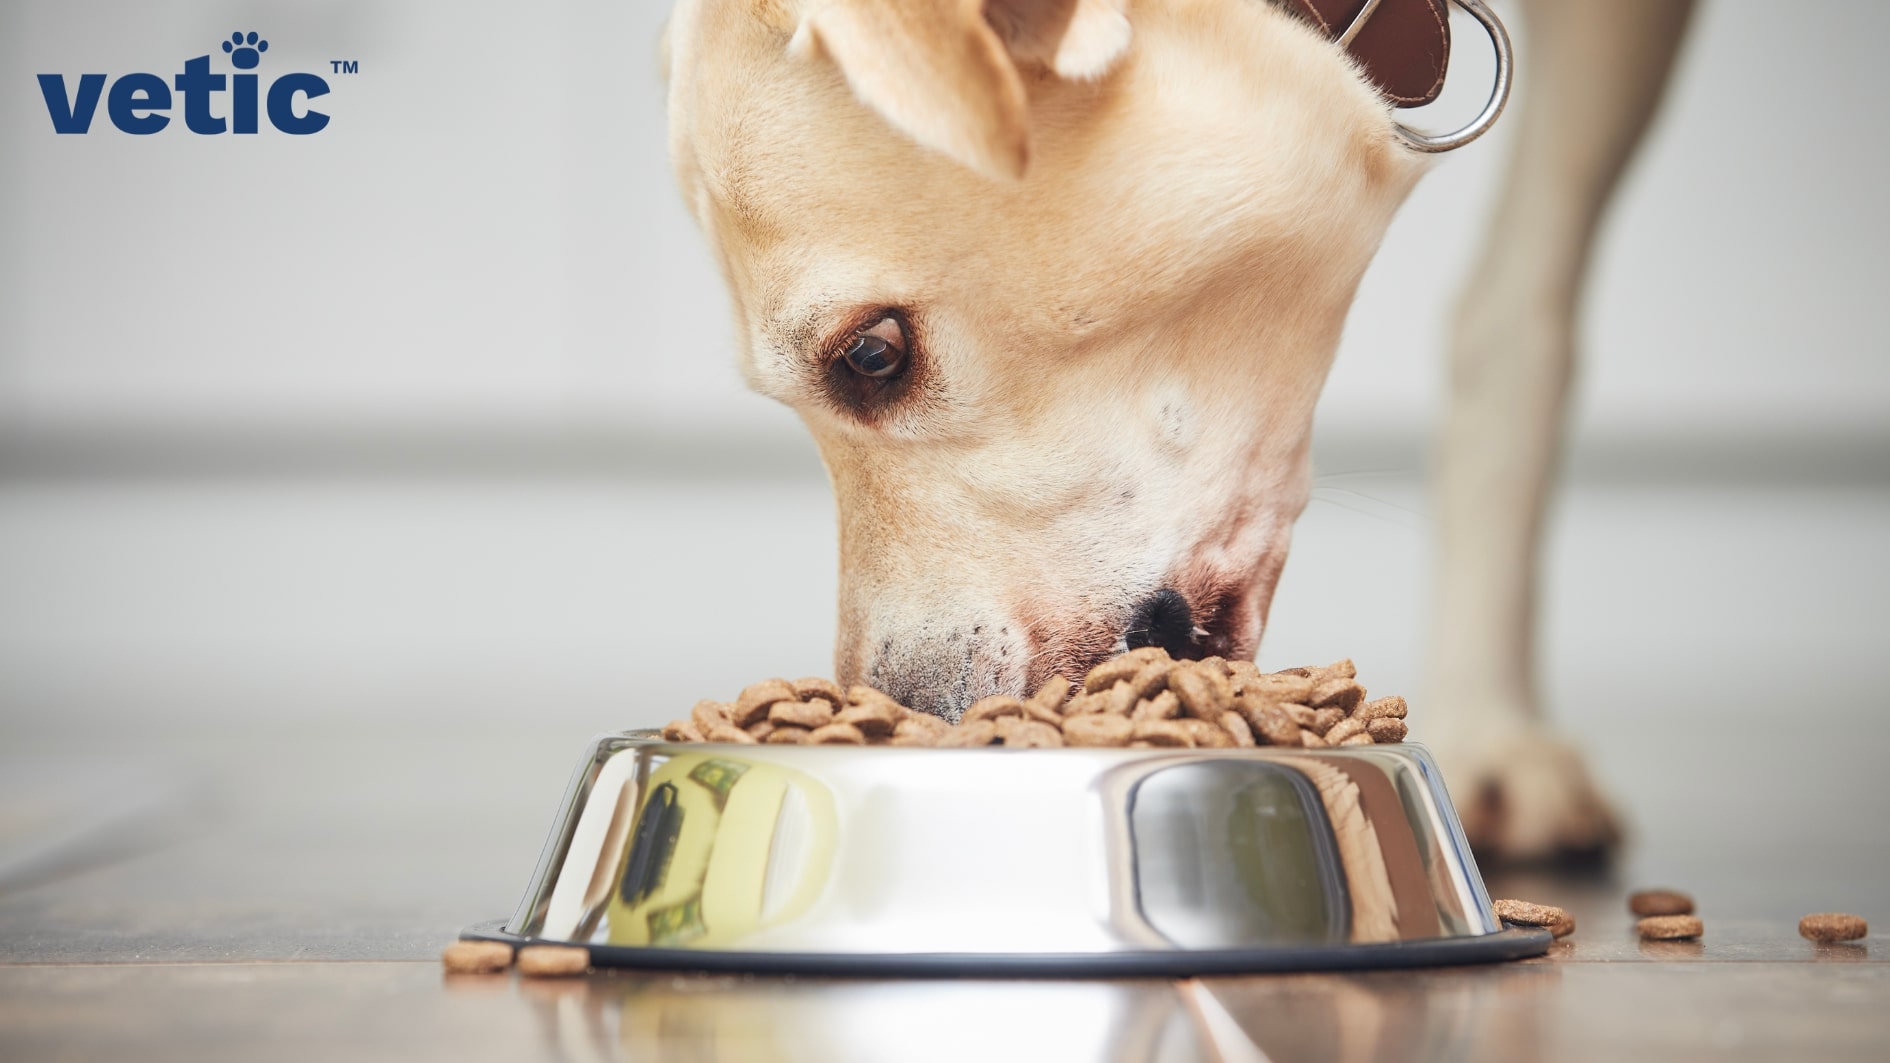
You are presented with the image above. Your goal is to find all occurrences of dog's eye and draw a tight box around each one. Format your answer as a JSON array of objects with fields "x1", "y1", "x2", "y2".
[
  {"x1": 841, "y1": 316, "x2": 907, "y2": 379},
  {"x1": 819, "y1": 311, "x2": 920, "y2": 421},
  {"x1": 843, "y1": 335, "x2": 900, "y2": 378}
]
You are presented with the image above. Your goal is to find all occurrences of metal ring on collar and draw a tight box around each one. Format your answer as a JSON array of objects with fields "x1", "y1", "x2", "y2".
[{"x1": 1394, "y1": 0, "x2": 1513, "y2": 153}]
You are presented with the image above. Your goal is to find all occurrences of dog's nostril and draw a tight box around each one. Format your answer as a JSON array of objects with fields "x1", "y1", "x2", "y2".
[{"x1": 1125, "y1": 588, "x2": 1196, "y2": 658}]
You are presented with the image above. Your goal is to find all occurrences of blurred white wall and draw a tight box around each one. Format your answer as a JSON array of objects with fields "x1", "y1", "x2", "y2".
[
  {"x1": 1339, "y1": 0, "x2": 1890, "y2": 441},
  {"x1": 2, "y1": 1, "x2": 1886, "y2": 450}
]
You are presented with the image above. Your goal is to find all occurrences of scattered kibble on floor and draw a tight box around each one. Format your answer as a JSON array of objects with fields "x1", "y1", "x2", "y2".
[
  {"x1": 1493, "y1": 898, "x2": 1576, "y2": 939},
  {"x1": 1628, "y1": 889, "x2": 1695, "y2": 917},
  {"x1": 1798, "y1": 913, "x2": 1867, "y2": 943},
  {"x1": 516, "y1": 944, "x2": 591, "y2": 977},
  {"x1": 440, "y1": 940, "x2": 514, "y2": 974},
  {"x1": 1638, "y1": 915, "x2": 1705, "y2": 941}
]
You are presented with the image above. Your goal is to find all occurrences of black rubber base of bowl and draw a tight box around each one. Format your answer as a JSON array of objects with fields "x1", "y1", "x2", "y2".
[{"x1": 460, "y1": 920, "x2": 1551, "y2": 977}]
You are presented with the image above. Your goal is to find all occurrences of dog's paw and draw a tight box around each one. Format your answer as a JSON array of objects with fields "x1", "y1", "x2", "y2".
[{"x1": 1437, "y1": 728, "x2": 1624, "y2": 866}]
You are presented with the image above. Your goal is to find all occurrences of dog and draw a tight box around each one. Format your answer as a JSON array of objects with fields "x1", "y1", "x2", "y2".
[
  {"x1": 1428, "y1": 0, "x2": 1694, "y2": 861},
  {"x1": 662, "y1": 0, "x2": 1690, "y2": 862}
]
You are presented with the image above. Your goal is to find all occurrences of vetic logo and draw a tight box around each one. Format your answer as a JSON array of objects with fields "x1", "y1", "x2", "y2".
[{"x1": 37, "y1": 31, "x2": 350, "y2": 135}]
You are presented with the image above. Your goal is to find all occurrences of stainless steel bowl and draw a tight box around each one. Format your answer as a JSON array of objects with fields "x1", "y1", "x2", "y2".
[{"x1": 465, "y1": 731, "x2": 1548, "y2": 975}]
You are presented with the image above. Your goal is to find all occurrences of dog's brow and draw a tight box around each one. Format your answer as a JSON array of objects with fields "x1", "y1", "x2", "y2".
[
  {"x1": 701, "y1": 162, "x2": 780, "y2": 248},
  {"x1": 763, "y1": 304, "x2": 828, "y2": 364},
  {"x1": 696, "y1": 91, "x2": 792, "y2": 250}
]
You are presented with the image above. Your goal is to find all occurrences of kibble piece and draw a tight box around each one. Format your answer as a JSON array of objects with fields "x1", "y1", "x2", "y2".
[
  {"x1": 1356, "y1": 696, "x2": 1408, "y2": 721},
  {"x1": 807, "y1": 722, "x2": 867, "y2": 745},
  {"x1": 765, "y1": 726, "x2": 811, "y2": 744},
  {"x1": 1309, "y1": 707, "x2": 1346, "y2": 736},
  {"x1": 1104, "y1": 680, "x2": 1139, "y2": 716},
  {"x1": 939, "y1": 719, "x2": 1001, "y2": 747},
  {"x1": 1132, "y1": 690, "x2": 1181, "y2": 721},
  {"x1": 1131, "y1": 718, "x2": 1195, "y2": 747},
  {"x1": 746, "y1": 719, "x2": 777, "y2": 741},
  {"x1": 1168, "y1": 666, "x2": 1232, "y2": 719},
  {"x1": 1494, "y1": 898, "x2": 1576, "y2": 936},
  {"x1": 1022, "y1": 697, "x2": 1065, "y2": 728},
  {"x1": 895, "y1": 712, "x2": 951, "y2": 741},
  {"x1": 1084, "y1": 656, "x2": 1145, "y2": 694},
  {"x1": 1323, "y1": 717, "x2": 1367, "y2": 745},
  {"x1": 1492, "y1": 898, "x2": 1572, "y2": 932},
  {"x1": 517, "y1": 945, "x2": 590, "y2": 977},
  {"x1": 1060, "y1": 691, "x2": 1106, "y2": 717},
  {"x1": 792, "y1": 676, "x2": 845, "y2": 704},
  {"x1": 1063, "y1": 713, "x2": 1134, "y2": 747},
  {"x1": 1799, "y1": 913, "x2": 1868, "y2": 942},
  {"x1": 1218, "y1": 711, "x2": 1256, "y2": 747},
  {"x1": 1308, "y1": 676, "x2": 1365, "y2": 712},
  {"x1": 1248, "y1": 672, "x2": 1317, "y2": 703},
  {"x1": 1338, "y1": 732, "x2": 1374, "y2": 747},
  {"x1": 661, "y1": 720, "x2": 705, "y2": 743},
  {"x1": 1237, "y1": 696, "x2": 1303, "y2": 748},
  {"x1": 1299, "y1": 730, "x2": 1328, "y2": 748},
  {"x1": 835, "y1": 699, "x2": 902, "y2": 736},
  {"x1": 998, "y1": 718, "x2": 1064, "y2": 748},
  {"x1": 704, "y1": 723, "x2": 758, "y2": 744},
  {"x1": 1129, "y1": 659, "x2": 1175, "y2": 700},
  {"x1": 441, "y1": 940, "x2": 514, "y2": 974},
  {"x1": 769, "y1": 697, "x2": 835, "y2": 730},
  {"x1": 1120, "y1": 646, "x2": 1172, "y2": 666},
  {"x1": 1180, "y1": 718, "x2": 1234, "y2": 748},
  {"x1": 963, "y1": 695, "x2": 1027, "y2": 724},
  {"x1": 1028, "y1": 676, "x2": 1073, "y2": 716},
  {"x1": 1638, "y1": 915, "x2": 1704, "y2": 941},
  {"x1": 690, "y1": 699, "x2": 735, "y2": 734},
  {"x1": 1321, "y1": 658, "x2": 1358, "y2": 680},
  {"x1": 734, "y1": 679, "x2": 798, "y2": 727},
  {"x1": 1628, "y1": 889, "x2": 1695, "y2": 917},
  {"x1": 1365, "y1": 718, "x2": 1408, "y2": 744}
]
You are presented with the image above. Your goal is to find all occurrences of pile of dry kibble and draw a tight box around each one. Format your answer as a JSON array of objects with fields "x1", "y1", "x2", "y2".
[{"x1": 659, "y1": 647, "x2": 1409, "y2": 750}]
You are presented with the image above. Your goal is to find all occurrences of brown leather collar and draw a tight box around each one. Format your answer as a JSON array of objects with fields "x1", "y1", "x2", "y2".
[{"x1": 1276, "y1": 0, "x2": 1451, "y2": 108}]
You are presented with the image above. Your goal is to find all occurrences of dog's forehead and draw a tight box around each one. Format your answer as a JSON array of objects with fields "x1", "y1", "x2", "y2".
[
  {"x1": 675, "y1": 44, "x2": 1017, "y2": 347},
  {"x1": 673, "y1": 4, "x2": 879, "y2": 207},
  {"x1": 669, "y1": 0, "x2": 1424, "y2": 370}
]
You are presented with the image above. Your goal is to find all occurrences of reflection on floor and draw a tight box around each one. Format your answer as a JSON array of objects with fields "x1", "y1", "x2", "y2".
[{"x1": 1, "y1": 472, "x2": 1886, "y2": 1059}]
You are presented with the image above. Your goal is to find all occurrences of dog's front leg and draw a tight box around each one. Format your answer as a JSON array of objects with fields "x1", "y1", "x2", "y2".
[{"x1": 1427, "y1": 0, "x2": 1697, "y2": 862}]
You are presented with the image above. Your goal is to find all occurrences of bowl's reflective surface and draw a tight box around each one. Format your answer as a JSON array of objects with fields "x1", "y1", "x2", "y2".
[{"x1": 477, "y1": 732, "x2": 1546, "y2": 973}]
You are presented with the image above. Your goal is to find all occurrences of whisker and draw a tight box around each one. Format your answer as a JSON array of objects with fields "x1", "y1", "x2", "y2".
[{"x1": 1307, "y1": 485, "x2": 1428, "y2": 529}]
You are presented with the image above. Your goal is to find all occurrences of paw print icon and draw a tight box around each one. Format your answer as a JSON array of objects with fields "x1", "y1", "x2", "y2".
[{"x1": 221, "y1": 31, "x2": 269, "y2": 70}]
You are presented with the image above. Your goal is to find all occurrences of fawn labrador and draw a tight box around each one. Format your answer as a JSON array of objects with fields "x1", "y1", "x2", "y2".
[{"x1": 664, "y1": 0, "x2": 1672, "y2": 861}]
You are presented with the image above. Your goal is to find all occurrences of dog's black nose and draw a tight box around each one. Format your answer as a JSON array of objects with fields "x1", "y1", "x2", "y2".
[{"x1": 1124, "y1": 588, "x2": 1195, "y2": 659}]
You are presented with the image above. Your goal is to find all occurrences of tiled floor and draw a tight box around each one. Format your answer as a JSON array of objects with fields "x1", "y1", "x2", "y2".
[{"x1": 2, "y1": 468, "x2": 1886, "y2": 1060}]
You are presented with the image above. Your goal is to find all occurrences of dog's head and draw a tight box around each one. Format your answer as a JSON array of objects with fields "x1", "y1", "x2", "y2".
[{"x1": 666, "y1": 0, "x2": 1426, "y2": 718}]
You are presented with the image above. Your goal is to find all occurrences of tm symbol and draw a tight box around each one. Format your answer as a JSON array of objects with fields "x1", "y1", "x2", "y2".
[{"x1": 329, "y1": 60, "x2": 359, "y2": 74}]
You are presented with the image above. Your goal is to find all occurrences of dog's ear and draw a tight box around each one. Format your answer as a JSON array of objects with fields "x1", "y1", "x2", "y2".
[
  {"x1": 790, "y1": 0, "x2": 1131, "y2": 182},
  {"x1": 987, "y1": 0, "x2": 1132, "y2": 82}
]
